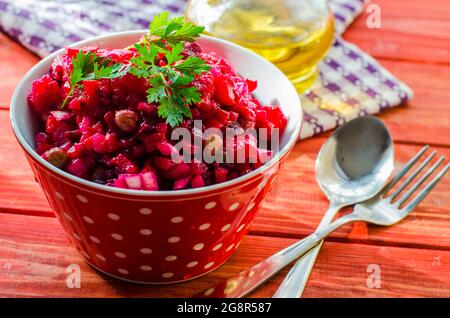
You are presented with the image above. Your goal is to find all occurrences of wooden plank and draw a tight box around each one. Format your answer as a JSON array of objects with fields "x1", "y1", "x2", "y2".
[
  {"x1": 255, "y1": 138, "x2": 450, "y2": 249},
  {"x1": 1, "y1": 113, "x2": 449, "y2": 250},
  {"x1": 1, "y1": 45, "x2": 449, "y2": 145},
  {"x1": 1, "y1": 212, "x2": 450, "y2": 297},
  {"x1": 0, "y1": 33, "x2": 39, "y2": 107},
  {"x1": 344, "y1": 0, "x2": 450, "y2": 64}
]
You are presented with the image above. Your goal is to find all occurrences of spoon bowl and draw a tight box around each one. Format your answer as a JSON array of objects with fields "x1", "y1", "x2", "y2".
[
  {"x1": 273, "y1": 116, "x2": 394, "y2": 298},
  {"x1": 316, "y1": 116, "x2": 394, "y2": 206}
]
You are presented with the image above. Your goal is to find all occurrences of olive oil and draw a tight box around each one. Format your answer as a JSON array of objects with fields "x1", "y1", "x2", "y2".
[{"x1": 186, "y1": 0, "x2": 335, "y2": 92}]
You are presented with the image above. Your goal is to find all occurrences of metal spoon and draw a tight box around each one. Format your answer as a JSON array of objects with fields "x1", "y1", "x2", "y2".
[
  {"x1": 273, "y1": 115, "x2": 394, "y2": 297},
  {"x1": 194, "y1": 116, "x2": 394, "y2": 298}
]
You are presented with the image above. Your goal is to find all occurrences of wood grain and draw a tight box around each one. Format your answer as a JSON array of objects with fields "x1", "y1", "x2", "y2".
[
  {"x1": 1, "y1": 0, "x2": 450, "y2": 298},
  {"x1": 0, "y1": 33, "x2": 39, "y2": 107},
  {"x1": 1, "y1": 108, "x2": 449, "y2": 249},
  {"x1": 344, "y1": 0, "x2": 450, "y2": 64},
  {"x1": 1, "y1": 213, "x2": 450, "y2": 298}
]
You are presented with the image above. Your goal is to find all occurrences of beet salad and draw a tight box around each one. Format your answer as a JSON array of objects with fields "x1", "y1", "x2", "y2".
[{"x1": 27, "y1": 13, "x2": 287, "y2": 191}]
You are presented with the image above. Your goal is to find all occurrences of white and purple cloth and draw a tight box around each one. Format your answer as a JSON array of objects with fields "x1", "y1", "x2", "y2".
[{"x1": 0, "y1": 0, "x2": 413, "y2": 139}]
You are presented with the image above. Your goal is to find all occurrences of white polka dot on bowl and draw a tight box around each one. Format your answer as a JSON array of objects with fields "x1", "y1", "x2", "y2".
[
  {"x1": 199, "y1": 223, "x2": 211, "y2": 230},
  {"x1": 246, "y1": 202, "x2": 256, "y2": 212},
  {"x1": 193, "y1": 243, "x2": 204, "y2": 251},
  {"x1": 221, "y1": 224, "x2": 231, "y2": 232},
  {"x1": 82, "y1": 216, "x2": 94, "y2": 224},
  {"x1": 55, "y1": 191, "x2": 65, "y2": 200},
  {"x1": 237, "y1": 224, "x2": 246, "y2": 233},
  {"x1": 204, "y1": 288, "x2": 215, "y2": 296},
  {"x1": 171, "y1": 216, "x2": 183, "y2": 223},
  {"x1": 76, "y1": 195, "x2": 88, "y2": 203},
  {"x1": 162, "y1": 272, "x2": 174, "y2": 278},
  {"x1": 139, "y1": 229, "x2": 152, "y2": 236},
  {"x1": 140, "y1": 248, "x2": 152, "y2": 254},
  {"x1": 89, "y1": 236, "x2": 100, "y2": 244},
  {"x1": 63, "y1": 213, "x2": 73, "y2": 222},
  {"x1": 118, "y1": 268, "x2": 129, "y2": 275},
  {"x1": 139, "y1": 208, "x2": 152, "y2": 215},
  {"x1": 140, "y1": 265, "x2": 152, "y2": 271},
  {"x1": 107, "y1": 213, "x2": 120, "y2": 221},
  {"x1": 226, "y1": 244, "x2": 235, "y2": 252},
  {"x1": 111, "y1": 233, "x2": 123, "y2": 240},
  {"x1": 168, "y1": 236, "x2": 180, "y2": 243},
  {"x1": 96, "y1": 254, "x2": 106, "y2": 261},
  {"x1": 212, "y1": 243, "x2": 223, "y2": 251},
  {"x1": 165, "y1": 255, "x2": 177, "y2": 262},
  {"x1": 115, "y1": 252, "x2": 126, "y2": 258},
  {"x1": 204, "y1": 262, "x2": 214, "y2": 269},
  {"x1": 228, "y1": 202, "x2": 240, "y2": 211},
  {"x1": 72, "y1": 233, "x2": 81, "y2": 241},
  {"x1": 187, "y1": 261, "x2": 198, "y2": 268},
  {"x1": 81, "y1": 251, "x2": 90, "y2": 259},
  {"x1": 204, "y1": 201, "x2": 217, "y2": 210}
]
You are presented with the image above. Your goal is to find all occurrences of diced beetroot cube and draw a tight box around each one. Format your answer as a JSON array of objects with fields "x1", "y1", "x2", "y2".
[
  {"x1": 214, "y1": 108, "x2": 229, "y2": 122},
  {"x1": 173, "y1": 177, "x2": 190, "y2": 190},
  {"x1": 164, "y1": 162, "x2": 191, "y2": 181},
  {"x1": 264, "y1": 105, "x2": 288, "y2": 132},
  {"x1": 157, "y1": 141, "x2": 179, "y2": 157},
  {"x1": 191, "y1": 175, "x2": 205, "y2": 188},
  {"x1": 50, "y1": 110, "x2": 72, "y2": 121},
  {"x1": 89, "y1": 133, "x2": 106, "y2": 153},
  {"x1": 255, "y1": 110, "x2": 267, "y2": 124},
  {"x1": 143, "y1": 133, "x2": 165, "y2": 152},
  {"x1": 137, "y1": 102, "x2": 156, "y2": 116},
  {"x1": 66, "y1": 158, "x2": 88, "y2": 177},
  {"x1": 153, "y1": 156, "x2": 174, "y2": 171},
  {"x1": 246, "y1": 79, "x2": 257, "y2": 92},
  {"x1": 228, "y1": 111, "x2": 239, "y2": 122},
  {"x1": 141, "y1": 171, "x2": 159, "y2": 191},
  {"x1": 35, "y1": 132, "x2": 52, "y2": 155},
  {"x1": 67, "y1": 143, "x2": 85, "y2": 159},
  {"x1": 104, "y1": 133, "x2": 120, "y2": 152},
  {"x1": 124, "y1": 174, "x2": 143, "y2": 190},
  {"x1": 214, "y1": 167, "x2": 228, "y2": 184},
  {"x1": 28, "y1": 74, "x2": 63, "y2": 115},
  {"x1": 213, "y1": 75, "x2": 237, "y2": 107},
  {"x1": 110, "y1": 153, "x2": 137, "y2": 173}
]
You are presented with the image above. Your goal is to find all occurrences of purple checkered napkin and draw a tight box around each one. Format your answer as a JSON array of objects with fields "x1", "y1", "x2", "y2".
[{"x1": 0, "y1": 0, "x2": 412, "y2": 139}]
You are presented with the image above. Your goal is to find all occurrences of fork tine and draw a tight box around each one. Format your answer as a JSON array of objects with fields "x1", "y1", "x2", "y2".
[
  {"x1": 382, "y1": 145, "x2": 429, "y2": 195},
  {"x1": 396, "y1": 156, "x2": 445, "y2": 206},
  {"x1": 404, "y1": 163, "x2": 450, "y2": 212},
  {"x1": 389, "y1": 151, "x2": 436, "y2": 201}
]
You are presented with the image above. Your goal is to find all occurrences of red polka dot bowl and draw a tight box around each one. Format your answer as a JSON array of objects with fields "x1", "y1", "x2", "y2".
[{"x1": 10, "y1": 31, "x2": 302, "y2": 283}]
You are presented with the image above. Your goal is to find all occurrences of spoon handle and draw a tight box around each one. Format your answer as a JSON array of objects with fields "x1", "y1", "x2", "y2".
[
  {"x1": 193, "y1": 232, "x2": 322, "y2": 298},
  {"x1": 193, "y1": 212, "x2": 357, "y2": 298},
  {"x1": 272, "y1": 203, "x2": 341, "y2": 298}
]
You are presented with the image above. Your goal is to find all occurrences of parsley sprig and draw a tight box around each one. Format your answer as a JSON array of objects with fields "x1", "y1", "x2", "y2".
[
  {"x1": 129, "y1": 13, "x2": 211, "y2": 126},
  {"x1": 61, "y1": 12, "x2": 210, "y2": 127},
  {"x1": 61, "y1": 50, "x2": 129, "y2": 108}
]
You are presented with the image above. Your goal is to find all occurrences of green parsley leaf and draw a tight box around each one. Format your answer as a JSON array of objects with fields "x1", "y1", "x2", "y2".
[
  {"x1": 147, "y1": 12, "x2": 205, "y2": 48},
  {"x1": 130, "y1": 12, "x2": 210, "y2": 127},
  {"x1": 60, "y1": 50, "x2": 129, "y2": 108}
]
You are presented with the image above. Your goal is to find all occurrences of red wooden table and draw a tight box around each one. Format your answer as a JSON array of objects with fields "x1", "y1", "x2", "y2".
[{"x1": 1, "y1": 0, "x2": 450, "y2": 297}]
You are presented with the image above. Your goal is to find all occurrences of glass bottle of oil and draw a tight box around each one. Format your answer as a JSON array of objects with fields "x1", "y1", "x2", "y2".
[{"x1": 186, "y1": 0, "x2": 334, "y2": 93}]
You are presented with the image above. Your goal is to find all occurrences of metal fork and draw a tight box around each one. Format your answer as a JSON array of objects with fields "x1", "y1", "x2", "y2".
[{"x1": 193, "y1": 147, "x2": 449, "y2": 298}]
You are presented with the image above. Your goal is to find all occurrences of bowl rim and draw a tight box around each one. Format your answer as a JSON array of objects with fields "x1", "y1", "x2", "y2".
[{"x1": 10, "y1": 30, "x2": 303, "y2": 197}]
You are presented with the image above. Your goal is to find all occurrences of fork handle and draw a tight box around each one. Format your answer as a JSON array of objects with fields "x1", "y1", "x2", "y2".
[
  {"x1": 272, "y1": 204, "x2": 341, "y2": 298},
  {"x1": 193, "y1": 213, "x2": 357, "y2": 298}
]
